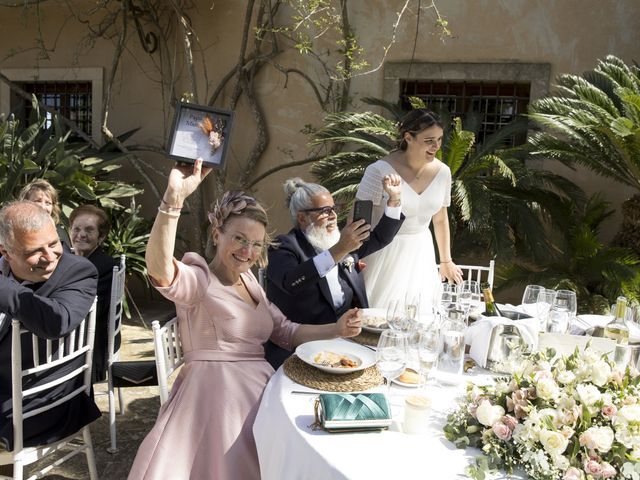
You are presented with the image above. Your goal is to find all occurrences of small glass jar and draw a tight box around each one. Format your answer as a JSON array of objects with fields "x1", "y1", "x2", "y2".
[{"x1": 403, "y1": 395, "x2": 431, "y2": 434}]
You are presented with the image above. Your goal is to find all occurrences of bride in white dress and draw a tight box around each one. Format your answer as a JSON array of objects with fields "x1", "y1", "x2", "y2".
[{"x1": 355, "y1": 109, "x2": 463, "y2": 311}]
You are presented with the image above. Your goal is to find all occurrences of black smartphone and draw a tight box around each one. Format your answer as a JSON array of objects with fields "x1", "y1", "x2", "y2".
[{"x1": 353, "y1": 199, "x2": 373, "y2": 225}]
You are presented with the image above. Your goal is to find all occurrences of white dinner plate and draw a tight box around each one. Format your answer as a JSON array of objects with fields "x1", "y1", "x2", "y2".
[
  {"x1": 360, "y1": 308, "x2": 389, "y2": 333},
  {"x1": 295, "y1": 339, "x2": 376, "y2": 375},
  {"x1": 391, "y1": 368, "x2": 419, "y2": 388}
]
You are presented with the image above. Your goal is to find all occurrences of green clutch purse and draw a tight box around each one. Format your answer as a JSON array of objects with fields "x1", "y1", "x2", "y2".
[{"x1": 314, "y1": 393, "x2": 392, "y2": 432}]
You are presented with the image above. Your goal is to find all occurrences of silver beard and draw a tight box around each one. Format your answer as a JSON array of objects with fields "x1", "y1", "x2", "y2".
[{"x1": 304, "y1": 222, "x2": 340, "y2": 252}]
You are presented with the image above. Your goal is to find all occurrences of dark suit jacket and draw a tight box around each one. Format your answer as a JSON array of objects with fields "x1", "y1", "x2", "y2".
[
  {"x1": 265, "y1": 213, "x2": 404, "y2": 368},
  {"x1": 87, "y1": 247, "x2": 119, "y2": 383},
  {"x1": 0, "y1": 253, "x2": 101, "y2": 450}
]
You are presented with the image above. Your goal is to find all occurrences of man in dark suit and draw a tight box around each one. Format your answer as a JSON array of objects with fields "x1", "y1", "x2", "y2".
[
  {"x1": 0, "y1": 201, "x2": 101, "y2": 453},
  {"x1": 265, "y1": 176, "x2": 403, "y2": 369}
]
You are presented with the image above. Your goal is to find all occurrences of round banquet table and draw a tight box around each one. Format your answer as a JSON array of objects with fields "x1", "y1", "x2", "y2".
[{"x1": 253, "y1": 354, "x2": 506, "y2": 480}]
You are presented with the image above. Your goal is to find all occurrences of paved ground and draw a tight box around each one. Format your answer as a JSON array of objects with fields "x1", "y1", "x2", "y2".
[{"x1": 20, "y1": 299, "x2": 176, "y2": 480}]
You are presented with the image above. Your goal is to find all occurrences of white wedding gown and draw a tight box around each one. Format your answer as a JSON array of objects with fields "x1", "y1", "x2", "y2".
[{"x1": 356, "y1": 158, "x2": 452, "y2": 311}]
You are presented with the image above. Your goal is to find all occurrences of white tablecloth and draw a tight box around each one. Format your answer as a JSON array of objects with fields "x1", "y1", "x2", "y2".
[{"x1": 253, "y1": 364, "x2": 498, "y2": 480}]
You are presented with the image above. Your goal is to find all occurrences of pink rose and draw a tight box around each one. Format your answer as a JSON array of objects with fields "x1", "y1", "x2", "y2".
[
  {"x1": 584, "y1": 458, "x2": 602, "y2": 476},
  {"x1": 601, "y1": 404, "x2": 617, "y2": 418},
  {"x1": 563, "y1": 467, "x2": 583, "y2": 480},
  {"x1": 601, "y1": 463, "x2": 616, "y2": 479},
  {"x1": 492, "y1": 422, "x2": 512, "y2": 441},
  {"x1": 502, "y1": 415, "x2": 518, "y2": 431}
]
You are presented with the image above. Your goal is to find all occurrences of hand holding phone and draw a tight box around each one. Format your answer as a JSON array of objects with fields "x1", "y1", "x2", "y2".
[{"x1": 353, "y1": 200, "x2": 373, "y2": 225}]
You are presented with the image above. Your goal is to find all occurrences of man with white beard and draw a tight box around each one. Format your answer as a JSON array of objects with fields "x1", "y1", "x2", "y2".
[{"x1": 265, "y1": 176, "x2": 403, "y2": 369}]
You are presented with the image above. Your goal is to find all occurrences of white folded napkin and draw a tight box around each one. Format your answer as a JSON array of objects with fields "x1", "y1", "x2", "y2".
[
  {"x1": 570, "y1": 314, "x2": 640, "y2": 343},
  {"x1": 465, "y1": 304, "x2": 540, "y2": 368}
]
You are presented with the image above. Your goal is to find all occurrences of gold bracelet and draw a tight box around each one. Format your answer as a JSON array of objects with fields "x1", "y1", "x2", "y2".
[
  {"x1": 161, "y1": 198, "x2": 183, "y2": 211},
  {"x1": 157, "y1": 206, "x2": 181, "y2": 218},
  {"x1": 440, "y1": 260, "x2": 452, "y2": 264}
]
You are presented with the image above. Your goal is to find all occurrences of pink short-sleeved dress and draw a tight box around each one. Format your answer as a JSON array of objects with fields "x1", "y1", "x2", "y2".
[{"x1": 128, "y1": 253, "x2": 299, "y2": 480}]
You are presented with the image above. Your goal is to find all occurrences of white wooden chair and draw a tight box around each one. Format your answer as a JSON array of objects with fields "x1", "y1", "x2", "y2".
[
  {"x1": 0, "y1": 303, "x2": 98, "y2": 480},
  {"x1": 106, "y1": 255, "x2": 158, "y2": 453},
  {"x1": 440, "y1": 260, "x2": 495, "y2": 289},
  {"x1": 152, "y1": 317, "x2": 184, "y2": 406}
]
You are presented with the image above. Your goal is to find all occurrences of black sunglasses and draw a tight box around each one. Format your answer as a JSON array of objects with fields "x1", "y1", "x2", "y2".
[{"x1": 301, "y1": 205, "x2": 338, "y2": 216}]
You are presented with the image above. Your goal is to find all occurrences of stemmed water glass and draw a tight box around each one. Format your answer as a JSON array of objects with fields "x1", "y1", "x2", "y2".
[
  {"x1": 376, "y1": 330, "x2": 408, "y2": 395},
  {"x1": 536, "y1": 289, "x2": 556, "y2": 332},
  {"x1": 438, "y1": 283, "x2": 458, "y2": 322},
  {"x1": 547, "y1": 289, "x2": 577, "y2": 334}
]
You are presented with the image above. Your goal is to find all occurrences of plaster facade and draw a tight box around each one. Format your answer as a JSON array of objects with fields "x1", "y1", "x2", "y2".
[{"x1": 0, "y1": 0, "x2": 638, "y2": 244}]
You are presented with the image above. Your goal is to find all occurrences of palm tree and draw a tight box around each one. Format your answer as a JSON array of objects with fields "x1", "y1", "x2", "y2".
[
  {"x1": 497, "y1": 194, "x2": 640, "y2": 312},
  {"x1": 310, "y1": 98, "x2": 574, "y2": 262},
  {"x1": 528, "y1": 55, "x2": 640, "y2": 258},
  {"x1": 528, "y1": 55, "x2": 640, "y2": 191}
]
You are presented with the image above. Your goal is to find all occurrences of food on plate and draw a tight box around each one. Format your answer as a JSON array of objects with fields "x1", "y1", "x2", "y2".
[
  {"x1": 397, "y1": 368, "x2": 419, "y2": 384},
  {"x1": 362, "y1": 314, "x2": 388, "y2": 329},
  {"x1": 313, "y1": 351, "x2": 359, "y2": 368}
]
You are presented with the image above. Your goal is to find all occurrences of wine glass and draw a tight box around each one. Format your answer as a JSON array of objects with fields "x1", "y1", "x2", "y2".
[
  {"x1": 416, "y1": 324, "x2": 442, "y2": 388},
  {"x1": 404, "y1": 291, "x2": 421, "y2": 324},
  {"x1": 458, "y1": 280, "x2": 481, "y2": 322},
  {"x1": 376, "y1": 330, "x2": 408, "y2": 395},
  {"x1": 386, "y1": 299, "x2": 404, "y2": 331},
  {"x1": 521, "y1": 285, "x2": 545, "y2": 317},
  {"x1": 547, "y1": 289, "x2": 576, "y2": 334}
]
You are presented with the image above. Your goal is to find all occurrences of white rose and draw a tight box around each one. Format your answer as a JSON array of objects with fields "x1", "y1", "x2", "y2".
[
  {"x1": 539, "y1": 429, "x2": 569, "y2": 455},
  {"x1": 556, "y1": 370, "x2": 576, "y2": 385},
  {"x1": 590, "y1": 359, "x2": 612, "y2": 387},
  {"x1": 616, "y1": 404, "x2": 640, "y2": 424},
  {"x1": 580, "y1": 426, "x2": 615, "y2": 453},
  {"x1": 537, "y1": 377, "x2": 560, "y2": 401},
  {"x1": 475, "y1": 399, "x2": 505, "y2": 427},
  {"x1": 575, "y1": 384, "x2": 601, "y2": 406}
]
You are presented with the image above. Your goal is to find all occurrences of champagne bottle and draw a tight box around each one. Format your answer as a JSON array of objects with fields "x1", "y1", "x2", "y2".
[
  {"x1": 604, "y1": 296, "x2": 629, "y2": 345},
  {"x1": 482, "y1": 285, "x2": 502, "y2": 317}
]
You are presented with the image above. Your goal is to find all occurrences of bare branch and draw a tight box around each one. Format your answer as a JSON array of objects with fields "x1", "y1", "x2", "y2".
[{"x1": 247, "y1": 154, "x2": 324, "y2": 189}]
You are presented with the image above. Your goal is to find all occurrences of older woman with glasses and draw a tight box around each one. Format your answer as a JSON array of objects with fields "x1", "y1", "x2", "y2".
[
  {"x1": 69, "y1": 204, "x2": 118, "y2": 383},
  {"x1": 128, "y1": 160, "x2": 362, "y2": 480},
  {"x1": 264, "y1": 176, "x2": 404, "y2": 369}
]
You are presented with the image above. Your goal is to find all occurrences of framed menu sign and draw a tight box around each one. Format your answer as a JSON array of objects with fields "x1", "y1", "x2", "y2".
[{"x1": 167, "y1": 102, "x2": 234, "y2": 168}]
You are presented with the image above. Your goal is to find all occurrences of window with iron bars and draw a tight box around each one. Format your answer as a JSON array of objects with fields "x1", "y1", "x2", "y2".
[
  {"x1": 400, "y1": 80, "x2": 530, "y2": 146},
  {"x1": 15, "y1": 81, "x2": 92, "y2": 139}
]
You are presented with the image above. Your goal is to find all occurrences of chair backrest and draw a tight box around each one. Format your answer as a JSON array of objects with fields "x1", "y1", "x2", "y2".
[
  {"x1": 257, "y1": 267, "x2": 266, "y2": 290},
  {"x1": 152, "y1": 317, "x2": 184, "y2": 405},
  {"x1": 440, "y1": 260, "x2": 495, "y2": 290},
  {"x1": 107, "y1": 254, "x2": 127, "y2": 364},
  {"x1": 10, "y1": 300, "x2": 97, "y2": 452}
]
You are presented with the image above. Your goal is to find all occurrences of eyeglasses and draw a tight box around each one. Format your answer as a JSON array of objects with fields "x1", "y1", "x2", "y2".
[
  {"x1": 301, "y1": 205, "x2": 338, "y2": 217},
  {"x1": 223, "y1": 231, "x2": 265, "y2": 252}
]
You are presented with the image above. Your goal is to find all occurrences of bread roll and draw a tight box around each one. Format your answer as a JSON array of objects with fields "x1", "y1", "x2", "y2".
[{"x1": 398, "y1": 368, "x2": 419, "y2": 384}]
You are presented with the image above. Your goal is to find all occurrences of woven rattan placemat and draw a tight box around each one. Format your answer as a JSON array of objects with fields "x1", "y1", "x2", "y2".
[
  {"x1": 283, "y1": 355, "x2": 383, "y2": 392},
  {"x1": 350, "y1": 329, "x2": 381, "y2": 347}
]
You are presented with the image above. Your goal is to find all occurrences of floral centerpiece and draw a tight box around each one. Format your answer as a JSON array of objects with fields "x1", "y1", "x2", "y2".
[{"x1": 444, "y1": 347, "x2": 640, "y2": 480}]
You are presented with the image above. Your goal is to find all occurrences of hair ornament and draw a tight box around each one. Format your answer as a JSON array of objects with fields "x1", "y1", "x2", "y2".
[{"x1": 208, "y1": 190, "x2": 257, "y2": 229}]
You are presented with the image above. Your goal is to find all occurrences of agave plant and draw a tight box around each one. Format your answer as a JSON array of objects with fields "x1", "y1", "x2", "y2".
[
  {"x1": 309, "y1": 98, "x2": 573, "y2": 262},
  {"x1": 497, "y1": 194, "x2": 640, "y2": 313}
]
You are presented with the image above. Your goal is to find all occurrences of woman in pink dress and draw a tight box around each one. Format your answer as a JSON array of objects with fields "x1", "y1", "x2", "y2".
[{"x1": 128, "y1": 160, "x2": 361, "y2": 480}]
